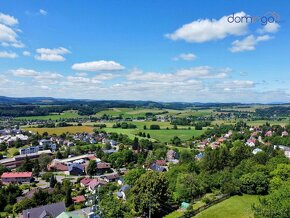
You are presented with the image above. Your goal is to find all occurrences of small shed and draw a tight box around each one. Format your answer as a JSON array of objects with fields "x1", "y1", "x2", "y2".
[{"x1": 181, "y1": 202, "x2": 190, "y2": 209}]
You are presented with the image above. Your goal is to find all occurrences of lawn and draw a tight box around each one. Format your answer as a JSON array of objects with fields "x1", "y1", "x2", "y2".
[
  {"x1": 194, "y1": 195, "x2": 259, "y2": 218},
  {"x1": 16, "y1": 110, "x2": 85, "y2": 121},
  {"x1": 164, "y1": 210, "x2": 184, "y2": 218},
  {"x1": 23, "y1": 126, "x2": 95, "y2": 135}
]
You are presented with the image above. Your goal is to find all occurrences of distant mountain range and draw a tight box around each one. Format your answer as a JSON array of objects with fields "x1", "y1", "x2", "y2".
[{"x1": 0, "y1": 96, "x2": 288, "y2": 107}]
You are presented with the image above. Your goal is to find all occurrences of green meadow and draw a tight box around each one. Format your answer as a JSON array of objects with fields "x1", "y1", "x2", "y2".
[
  {"x1": 195, "y1": 195, "x2": 259, "y2": 218},
  {"x1": 16, "y1": 110, "x2": 85, "y2": 121}
]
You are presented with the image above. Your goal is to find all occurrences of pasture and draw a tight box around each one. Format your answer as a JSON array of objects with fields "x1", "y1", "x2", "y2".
[{"x1": 16, "y1": 110, "x2": 85, "y2": 121}]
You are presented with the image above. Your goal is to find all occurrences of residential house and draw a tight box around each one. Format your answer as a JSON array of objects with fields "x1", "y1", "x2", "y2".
[
  {"x1": 68, "y1": 163, "x2": 85, "y2": 176},
  {"x1": 149, "y1": 163, "x2": 166, "y2": 172},
  {"x1": 80, "y1": 178, "x2": 107, "y2": 192},
  {"x1": 265, "y1": 131, "x2": 273, "y2": 137},
  {"x1": 96, "y1": 162, "x2": 111, "y2": 174},
  {"x1": 282, "y1": 131, "x2": 289, "y2": 137},
  {"x1": 80, "y1": 178, "x2": 94, "y2": 187},
  {"x1": 246, "y1": 138, "x2": 256, "y2": 147},
  {"x1": 21, "y1": 202, "x2": 66, "y2": 218},
  {"x1": 103, "y1": 173, "x2": 120, "y2": 182},
  {"x1": 155, "y1": 160, "x2": 166, "y2": 166},
  {"x1": 166, "y1": 150, "x2": 177, "y2": 160},
  {"x1": 116, "y1": 185, "x2": 130, "y2": 200},
  {"x1": 72, "y1": 195, "x2": 86, "y2": 204},
  {"x1": 48, "y1": 160, "x2": 68, "y2": 171},
  {"x1": 19, "y1": 143, "x2": 56, "y2": 155},
  {"x1": 88, "y1": 179, "x2": 107, "y2": 192},
  {"x1": 1, "y1": 172, "x2": 33, "y2": 183}
]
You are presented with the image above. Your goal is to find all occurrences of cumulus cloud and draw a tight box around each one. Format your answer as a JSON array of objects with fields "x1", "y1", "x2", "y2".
[
  {"x1": 229, "y1": 35, "x2": 272, "y2": 52},
  {"x1": 0, "y1": 12, "x2": 18, "y2": 26},
  {"x1": 11, "y1": 68, "x2": 39, "y2": 77},
  {"x1": 172, "y1": 53, "x2": 197, "y2": 61},
  {"x1": 258, "y1": 22, "x2": 280, "y2": 34},
  {"x1": 35, "y1": 47, "x2": 70, "y2": 61},
  {"x1": 39, "y1": 9, "x2": 48, "y2": 16},
  {"x1": 11, "y1": 68, "x2": 63, "y2": 84},
  {"x1": 0, "y1": 13, "x2": 24, "y2": 48},
  {"x1": 0, "y1": 51, "x2": 18, "y2": 58},
  {"x1": 22, "y1": 51, "x2": 31, "y2": 56},
  {"x1": 166, "y1": 11, "x2": 248, "y2": 43},
  {"x1": 72, "y1": 60, "x2": 125, "y2": 71}
]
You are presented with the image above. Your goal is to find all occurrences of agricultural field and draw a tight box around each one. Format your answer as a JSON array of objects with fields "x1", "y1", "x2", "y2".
[
  {"x1": 95, "y1": 108, "x2": 167, "y2": 118},
  {"x1": 16, "y1": 110, "x2": 85, "y2": 121},
  {"x1": 23, "y1": 125, "x2": 95, "y2": 135},
  {"x1": 94, "y1": 107, "x2": 213, "y2": 119},
  {"x1": 194, "y1": 195, "x2": 259, "y2": 218},
  {"x1": 212, "y1": 119, "x2": 289, "y2": 126}
]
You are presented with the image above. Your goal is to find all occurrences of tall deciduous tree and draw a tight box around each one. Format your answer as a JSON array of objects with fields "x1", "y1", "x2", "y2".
[{"x1": 130, "y1": 171, "x2": 170, "y2": 217}]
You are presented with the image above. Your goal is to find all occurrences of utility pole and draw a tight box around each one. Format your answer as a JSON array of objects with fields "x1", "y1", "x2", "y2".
[{"x1": 149, "y1": 200, "x2": 151, "y2": 218}]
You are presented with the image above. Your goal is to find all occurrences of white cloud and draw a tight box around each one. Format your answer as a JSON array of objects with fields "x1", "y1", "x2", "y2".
[
  {"x1": 0, "y1": 24, "x2": 17, "y2": 43},
  {"x1": 11, "y1": 68, "x2": 39, "y2": 77},
  {"x1": 11, "y1": 68, "x2": 63, "y2": 85},
  {"x1": 23, "y1": 51, "x2": 31, "y2": 56},
  {"x1": 173, "y1": 53, "x2": 197, "y2": 61},
  {"x1": 229, "y1": 35, "x2": 272, "y2": 52},
  {"x1": 35, "y1": 47, "x2": 70, "y2": 61},
  {"x1": 0, "y1": 13, "x2": 23, "y2": 48},
  {"x1": 166, "y1": 12, "x2": 248, "y2": 43},
  {"x1": 72, "y1": 60, "x2": 125, "y2": 71},
  {"x1": 0, "y1": 12, "x2": 18, "y2": 26},
  {"x1": 216, "y1": 80, "x2": 255, "y2": 91},
  {"x1": 127, "y1": 66, "x2": 230, "y2": 82},
  {"x1": 39, "y1": 9, "x2": 48, "y2": 16},
  {"x1": 258, "y1": 22, "x2": 280, "y2": 34},
  {"x1": 0, "y1": 51, "x2": 18, "y2": 58}
]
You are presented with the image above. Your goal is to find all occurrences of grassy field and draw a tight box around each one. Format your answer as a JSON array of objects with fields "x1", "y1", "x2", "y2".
[
  {"x1": 23, "y1": 126, "x2": 95, "y2": 135},
  {"x1": 95, "y1": 108, "x2": 168, "y2": 118},
  {"x1": 16, "y1": 110, "x2": 85, "y2": 121},
  {"x1": 103, "y1": 127, "x2": 204, "y2": 143},
  {"x1": 95, "y1": 107, "x2": 213, "y2": 119},
  {"x1": 194, "y1": 195, "x2": 259, "y2": 218}
]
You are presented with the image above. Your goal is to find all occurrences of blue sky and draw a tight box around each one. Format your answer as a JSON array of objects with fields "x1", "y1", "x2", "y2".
[{"x1": 0, "y1": 0, "x2": 290, "y2": 103}]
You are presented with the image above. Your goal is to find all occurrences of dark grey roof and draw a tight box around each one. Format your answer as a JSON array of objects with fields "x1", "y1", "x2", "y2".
[
  {"x1": 120, "y1": 185, "x2": 130, "y2": 192},
  {"x1": 150, "y1": 163, "x2": 166, "y2": 172},
  {"x1": 22, "y1": 202, "x2": 65, "y2": 218},
  {"x1": 68, "y1": 163, "x2": 84, "y2": 172}
]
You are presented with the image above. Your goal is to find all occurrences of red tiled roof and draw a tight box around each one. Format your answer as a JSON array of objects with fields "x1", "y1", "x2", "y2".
[
  {"x1": 87, "y1": 155, "x2": 97, "y2": 160},
  {"x1": 1, "y1": 172, "x2": 32, "y2": 178},
  {"x1": 88, "y1": 179, "x2": 107, "y2": 189},
  {"x1": 80, "y1": 177, "x2": 94, "y2": 186},
  {"x1": 53, "y1": 162, "x2": 68, "y2": 171},
  {"x1": 156, "y1": 160, "x2": 166, "y2": 166},
  {"x1": 72, "y1": 195, "x2": 86, "y2": 203}
]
